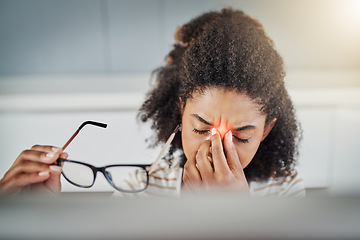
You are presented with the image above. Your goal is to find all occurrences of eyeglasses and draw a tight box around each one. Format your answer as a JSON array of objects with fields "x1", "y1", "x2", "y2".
[{"x1": 57, "y1": 121, "x2": 180, "y2": 193}]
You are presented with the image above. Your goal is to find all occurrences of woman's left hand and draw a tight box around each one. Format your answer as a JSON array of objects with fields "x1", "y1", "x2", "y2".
[{"x1": 183, "y1": 128, "x2": 249, "y2": 193}]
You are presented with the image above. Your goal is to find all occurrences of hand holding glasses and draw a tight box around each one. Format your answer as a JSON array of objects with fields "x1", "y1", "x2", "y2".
[{"x1": 57, "y1": 121, "x2": 180, "y2": 193}]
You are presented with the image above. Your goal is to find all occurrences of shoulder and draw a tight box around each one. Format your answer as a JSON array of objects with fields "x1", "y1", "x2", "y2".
[{"x1": 249, "y1": 170, "x2": 306, "y2": 197}]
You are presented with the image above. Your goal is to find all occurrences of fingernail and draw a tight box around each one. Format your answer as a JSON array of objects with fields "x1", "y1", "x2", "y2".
[
  {"x1": 49, "y1": 165, "x2": 62, "y2": 173},
  {"x1": 227, "y1": 131, "x2": 233, "y2": 142},
  {"x1": 52, "y1": 147, "x2": 61, "y2": 153},
  {"x1": 46, "y1": 152, "x2": 55, "y2": 158},
  {"x1": 38, "y1": 171, "x2": 49, "y2": 176},
  {"x1": 211, "y1": 128, "x2": 217, "y2": 136}
]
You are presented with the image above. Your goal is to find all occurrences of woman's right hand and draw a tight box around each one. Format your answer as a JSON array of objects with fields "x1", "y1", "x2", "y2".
[{"x1": 0, "y1": 145, "x2": 68, "y2": 194}]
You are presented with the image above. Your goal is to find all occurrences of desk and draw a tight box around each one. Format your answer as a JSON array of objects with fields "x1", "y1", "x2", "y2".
[{"x1": 1, "y1": 193, "x2": 359, "y2": 240}]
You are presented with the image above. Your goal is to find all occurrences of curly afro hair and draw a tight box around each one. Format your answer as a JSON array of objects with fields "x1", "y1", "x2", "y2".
[{"x1": 139, "y1": 8, "x2": 301, "y2": 181}]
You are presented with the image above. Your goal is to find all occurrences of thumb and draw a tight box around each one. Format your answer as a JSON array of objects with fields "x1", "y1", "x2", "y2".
[
  {"x1": 45, "y1": 152, "x2": 67, "y2": 193},
  {"x1": 45, "y1": 172, "x2": 62, "y2": 193}
]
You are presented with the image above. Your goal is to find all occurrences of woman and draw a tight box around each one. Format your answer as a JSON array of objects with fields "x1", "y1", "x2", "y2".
[{"x1": 0, "y1": 8, "x2": 305, "y2": 197}]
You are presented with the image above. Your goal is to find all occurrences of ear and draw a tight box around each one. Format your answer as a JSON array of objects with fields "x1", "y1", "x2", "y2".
[{"x1": 261, "y1": 118, "x2": 277, "y2": 142}]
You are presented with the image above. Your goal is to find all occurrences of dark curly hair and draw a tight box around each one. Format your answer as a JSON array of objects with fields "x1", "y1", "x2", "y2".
[{"x1": 139, "y1": 8, "x2": 301, "y2": 181}]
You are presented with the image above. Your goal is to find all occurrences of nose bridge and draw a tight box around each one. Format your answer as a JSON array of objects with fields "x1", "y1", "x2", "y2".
[{"x1": 216, "y1": 121, "x2": 229, "y2": 139}]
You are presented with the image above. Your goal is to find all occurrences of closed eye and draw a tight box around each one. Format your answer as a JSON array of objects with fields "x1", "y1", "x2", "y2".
[
  {"x1": 192, "y1": 128, "x2": 210, "y2": 135},
  {"x1": 233, "y1": 135, "x2": 250, "y2": 143}
]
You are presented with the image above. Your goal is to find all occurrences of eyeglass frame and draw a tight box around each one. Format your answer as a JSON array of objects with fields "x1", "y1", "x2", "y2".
[
  {"x1": 57, "y1": 158, "x2": 151, "y2": 193},
  {"x1": 56, "y1": 121, "x2": 180, "y2": 193}
]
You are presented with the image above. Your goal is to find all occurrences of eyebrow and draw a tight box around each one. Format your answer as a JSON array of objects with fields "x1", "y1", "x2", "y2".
[
  {"x1": 192, "y1": 114, "x2": 212, "y2": 126},
  {"x1": 191, "y1": 114, "x2": 256, "y2": 131},
  {"x1": 234, "y1": 125, "x2": 256, "y2": 131}
]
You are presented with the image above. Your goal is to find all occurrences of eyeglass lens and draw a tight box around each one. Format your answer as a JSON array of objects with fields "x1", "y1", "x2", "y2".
[
  {"x1": 105, "y1": 166, "x2": 148, "y2": 192},
  {"x1": 61, "y1": 161, "x2": 148, "y2": 192},
  {"x1": 62, "y1": 161, "x2": 94, "y2": 187}
]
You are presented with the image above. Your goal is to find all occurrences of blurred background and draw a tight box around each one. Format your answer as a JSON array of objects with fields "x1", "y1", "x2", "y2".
[{"x1": 0, "y1": 0, "x2": 359, "y2": 194}]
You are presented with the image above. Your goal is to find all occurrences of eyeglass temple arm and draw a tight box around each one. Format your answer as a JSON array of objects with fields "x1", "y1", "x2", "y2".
[
  {"x1": 62, "y1": 121, "x2": 107, "y2": 151},
  {"x1": 147, "y1": 124, "x2": 180, "y2": 172}
]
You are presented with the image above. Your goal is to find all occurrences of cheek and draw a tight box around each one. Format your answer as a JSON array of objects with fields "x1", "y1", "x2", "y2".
[
  {"x1": 235, "y1": 139, "x2": 262, "y2": 169},
  {"x1": 181, "y1": 124, "x2": 204, "y2": 161}
]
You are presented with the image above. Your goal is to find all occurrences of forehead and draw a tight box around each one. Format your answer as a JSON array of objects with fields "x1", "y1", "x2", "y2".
[{"x1": 186, "y1": 88, "x2": 265, "y2": 124}]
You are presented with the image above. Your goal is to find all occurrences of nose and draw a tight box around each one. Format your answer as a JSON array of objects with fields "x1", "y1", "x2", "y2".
[{"x1": 216, "y1": 125, "x2": 229, "y2": 139}]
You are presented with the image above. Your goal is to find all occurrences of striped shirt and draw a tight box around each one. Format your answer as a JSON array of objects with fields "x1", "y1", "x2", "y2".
[
  {"x1": 249, "y1": 170, "x2": 306, "y2": 197},
  {"x1": 112, "y1": 158, "x2": 305, "y2": 198}
]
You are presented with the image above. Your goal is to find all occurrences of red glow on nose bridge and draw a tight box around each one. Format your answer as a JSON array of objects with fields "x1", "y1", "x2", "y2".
[{"x1": 216, "y1": 124, "x2": 229, "y2": 139}]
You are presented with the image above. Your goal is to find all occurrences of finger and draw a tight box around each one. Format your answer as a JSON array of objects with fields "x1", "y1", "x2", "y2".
[
  {"x1": 5, "y1": 166, "x2": 61, "y2": 193},
  {"x1": 0, "y1": 171, "x2": 50, "y2": 192},
  {"x1": 223, "y1": 131, "x2": 248, "y2": 187},
  {"x1": 182, "y1": 174, "x2": 196, "y2": 192},
  {"x1": 31, "y1": 145, "x2": 62, "y2": 153},
  {"x1": 182, "y1": 171, "x2": 203, "y2": 190},
  {"x1": 56, "y1": 152, "x2": 68, "y2": 168},
  {"x1": 183, "y1": 149, "x2": 202, "y2": 183},
  {"x1": 183, "y1": 160, "x2": 202, "y2": 184},
  {"x1": 223, "y1": 131, "x2": 242, "y2": 172},
  {"x1": 59, "y1": 152, "x2": 68, "y2": 159},
  {"x1": 182, "y1": 172, "x2": 194, "y2": 189},
  {"x1": 14, "y1": 148, "x2": 62, "y2": 166},
  {"x1": 1, "y1": 161, "x2": 54, "y2": 183},
  {"x1": 210, "y1": 129, "x2": 230, "y2": 174},
  {"x1": 43, "y1": 170, "x2": 62, "y2": 193},
  {"x1": 195, "y1": 140, "x2": 214, "y2": 182},
  {"x1": 30, "y1": 145, "x2": 63, "y2": 163}
]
